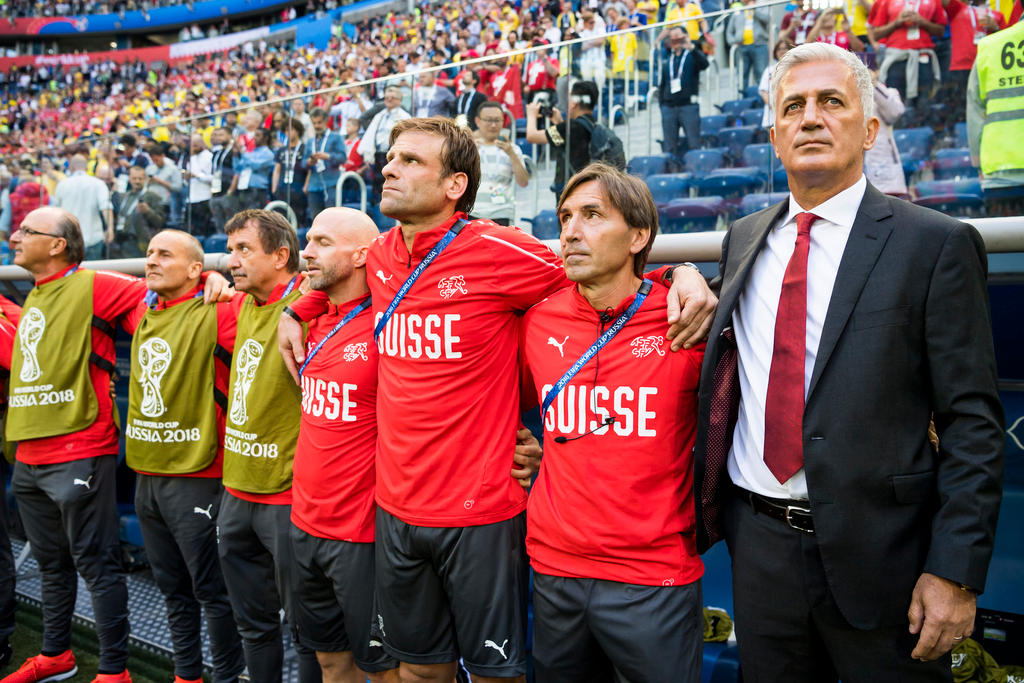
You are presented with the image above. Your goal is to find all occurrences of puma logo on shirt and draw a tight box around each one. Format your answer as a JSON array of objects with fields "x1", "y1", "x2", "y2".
[{"x1": 547, "y1": 335, "x2": 569, "y2": 357}]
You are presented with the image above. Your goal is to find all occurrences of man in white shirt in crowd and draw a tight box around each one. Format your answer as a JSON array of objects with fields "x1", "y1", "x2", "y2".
[
  {"x1": 472, "y1": 101, "x2": 531, "y2": 226},
  {"x1": 51, "y1": 154, "x2": 114, "y2": 260},
  {"x1": 182, "y1": 134, "x2": 214, "y2": 236}
]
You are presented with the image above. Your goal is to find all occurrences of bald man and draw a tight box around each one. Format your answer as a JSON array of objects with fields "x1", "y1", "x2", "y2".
[
  {"x1": 121, "y1": 230, "x2": 245, "y2": 683},
  {"x1": 51, "y1": 154, "x2": 114, "y2": 260},
  {"x1": 288, "y1": 209, "x2": 398, "y2": 683}
]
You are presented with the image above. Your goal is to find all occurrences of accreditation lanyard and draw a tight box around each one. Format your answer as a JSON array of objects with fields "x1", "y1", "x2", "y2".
[
  {"x1": 298, "y1": 297, "x2": 372, "y2": 377},
  {"x1": 281, "y1": 276, "x2": 299, "y2": 298},
  {"x1": 144, "y1": 288, "x2": 203, "y2": 310},
  {"x1": 540, "y1": 279, "x2": 651, "y2": 418},
  {"x1": 373, "y1": 218, "x2": 467, "y2": 341},
  {"x1": 64, "y1": 265, "x2": 80, "y2": 277},
  {"x1": 670, "y1": 51, "x2": 688, "y2": 80}
]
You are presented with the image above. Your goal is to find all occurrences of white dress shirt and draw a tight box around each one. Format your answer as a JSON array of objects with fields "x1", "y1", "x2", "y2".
[
  {"x1": 727, "y1": 175, "x2": 867, "y2": 500},
  {"x1": 51, "y1": 171, "x2": 113, "y2": 248}
]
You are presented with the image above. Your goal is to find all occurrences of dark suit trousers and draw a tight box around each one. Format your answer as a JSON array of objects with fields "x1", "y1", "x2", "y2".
[{"x1": 722, "y1": 493, "x2": 952, "y2": 683}]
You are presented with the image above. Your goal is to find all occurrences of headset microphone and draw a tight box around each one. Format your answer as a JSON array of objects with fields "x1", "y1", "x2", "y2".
[{"x1": 553, "y1": 417, "x2": 615, "y2": 443}]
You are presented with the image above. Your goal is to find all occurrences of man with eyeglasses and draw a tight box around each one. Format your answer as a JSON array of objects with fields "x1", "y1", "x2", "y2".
[
  {"x1": 2, "y1": 207, "x2": 230, "y2": 683},
  {"x1": 520, "y1": 163, "x2": 706, "y2": 682},
  {"x1": 471, "y1": 101, "x2": 531, "y2": 226}
]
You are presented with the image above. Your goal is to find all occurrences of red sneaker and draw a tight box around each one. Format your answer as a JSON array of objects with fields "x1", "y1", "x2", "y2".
[
  {"x1": 90, "y1": 672, "x2": 132, "y2": 683},
  {"x1": 0, "y1": 651, "x2": 77, "y2": 683},
  {"x1": 173, "y1": 677, "x2": 202, "y2": 683}
]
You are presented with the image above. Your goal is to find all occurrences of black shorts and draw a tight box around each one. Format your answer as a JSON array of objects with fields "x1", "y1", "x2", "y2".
[
  {"x1": 373, "y1": 508, "x2": 528, "y2": 677},
  {"x1": 532, "y1": 573, "x2": 703, "y2": 683},
  {"x1": 289, "y1": 526, "x2": 396, "y2": 673}
]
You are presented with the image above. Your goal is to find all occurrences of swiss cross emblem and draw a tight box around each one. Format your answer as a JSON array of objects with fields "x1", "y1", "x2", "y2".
[
  {"x1": 343, "y1": 343, "x2": 368, "y2": 362},
  {"x1": 631, "y1": 335, "x2": 666, "y2": 359},
  {"x1": 438, "y1": 275, "x2": 468, "y2": 299}
]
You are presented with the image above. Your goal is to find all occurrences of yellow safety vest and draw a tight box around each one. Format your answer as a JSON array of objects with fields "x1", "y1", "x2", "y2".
[{"x1": 976, "y1": 22, "x2": 1024, "y2": 175}]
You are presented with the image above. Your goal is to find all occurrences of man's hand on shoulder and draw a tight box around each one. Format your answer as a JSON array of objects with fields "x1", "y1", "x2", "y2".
[
  {"x1": 203, "y1": 272, "x2": 235, "y2": 304},
  {"x1": 666, "y1": 265, "x2": 717, "y2": 351},
  {"x1": 278, "y1": 311, "x2": 305, "y2": 386},
  {"x1": 908, "y1": 572, "x2": 976, "y2": 662},
  {"x1": 512, "y1": 427, "x2": 542, "y2": 490}
]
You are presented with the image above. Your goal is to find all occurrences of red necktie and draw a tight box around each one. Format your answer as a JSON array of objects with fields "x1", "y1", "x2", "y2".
[
  {"x1": 764, "y1": 212, "x2": 818, "y2": 484},
  {"x1": 701, "y1": 327, "x2": 740, "y2": 547}
]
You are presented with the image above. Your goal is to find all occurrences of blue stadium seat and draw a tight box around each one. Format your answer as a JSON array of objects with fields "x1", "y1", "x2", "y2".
[
  {"x1": 953, "y1": 121, "x2": 968, "y2": 149},
  {"x1": 658, "y1": 197, "x2": 723, "y2": 233},
  {"x1": 204, "y1": 233, "x2": 228, "y2": 253},
  {"x1": 717, "y1": 126, "x2": 758, "y2": 161},
  {"x1": 913, "y1": 194, "x2": 985, "y2": 217},
  {"x1": 645, "y1": 173, "x2": 692, "y2": 204},
  {"x1": 770, "y1": 166, "x2": 790, "y2": 192},
  {"x1": 711, "y1": 166, "x2": 761, "y2": 178},
  {"x1": 718, "y1": 97, "x2": 761, "y2": 117},
  {"x1": 694, "y1": 173, "x2": 763, "y2": 201},
  {"x1": 893, "y1": 127, "x2": 934, "y2": 160},
  {"x1": 529, "y1": 209, "x2": 560, "y2": 240},
  {"x1": 627, "y1": 154, "x2": 671, "y2": 179},
  {"x1": 932, "y1": 147, "x2": 978, "y2": 180},
  {"x1": 700, "y1": 114, "x2": 731, "y2": 145},
  {"x1": 684, "y1": 148, "x2": 726, "y2": 176},
  {"x1": 119, "y1": 514, "x2": 145, "y2": 547},
  {"x1": 514, "y1": 118, "x2": 528, "y2": 137},
  {"x1": 914, "y1": 178, "x2": 982, "y2": 198},
  {"x1": 516, "y1": 139, "x2": 533, "y2": 159},
  {"x1": 739, "y1": 192, "x2": 789, "y2": 216},
  {"x1": 741, "y1": 143, "x2": 774, "y2": 177},
  {"x1": 743, "y1": 84, "x2": 762, "y2": 100},
  {"x1": 739, "y1": 109, "x2": 764, "y2": 127},
  {"x1": 901, "y1": 153, "x2": 923, "y2": 182}
]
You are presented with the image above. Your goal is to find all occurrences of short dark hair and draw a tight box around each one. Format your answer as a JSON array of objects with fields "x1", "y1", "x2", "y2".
[
  {"x1": 309, "y1": 107, "x2": 328, "y2": 119},
  {"x1": 558, "y1": 162, "x2": 658, "y2": 277},
  {"x1": 253, "y1": 127, "x2": 270, "y2": 146},
  {"x1": 570, "y1": 81, "x2": 599, "y2": 111},
  {"x1": 119, "y1": 133, "x2": 137, "y2": 148},
  {"x1": 146, "y1": 142, "x2": 165, "y2": 156},
  {"x1": 56, "y1": 211, "x2": 85, "y2": 265},
  {"x1": 224, "y1": 209, "x2": 300, "y2": 272},
  {"x1": 476, "y1": 100, "x2": 503, "y2": 117},
  {"x1": 289, "y1": 118, "x2": 305, "y2": 136},
  {"x1": 389, "y1": 117, "x2": 481, "y2": 215},
  {"x1": 463, "y1": 69, "x2": 480, "y2": 86}
]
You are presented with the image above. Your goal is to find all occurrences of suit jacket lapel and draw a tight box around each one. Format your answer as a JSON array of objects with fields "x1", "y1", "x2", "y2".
[
  {"x1": 806, "y1": 184, "x2": 894, "y2": 399},
  {"x1": 715, "y1": 200, "x2": 789, "y2": 334}
]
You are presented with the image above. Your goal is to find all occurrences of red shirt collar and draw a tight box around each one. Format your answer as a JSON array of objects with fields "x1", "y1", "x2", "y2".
[
  {"x1": 257, "y1": 273, "x2": 304, "y2": 306},
  {"x1": 397, "y1": 212, "x2": 467, "y2": 261},
  {"x1": 153, "y1": 284, "x2": 203, "y2": 310},
  {"x1": 36, "y1": 263, "x2": 79, "y2": 286}
]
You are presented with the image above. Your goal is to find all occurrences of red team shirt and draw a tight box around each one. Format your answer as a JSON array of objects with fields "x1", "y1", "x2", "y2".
[
  {"x1": 869, "y1": 0, "x2": 948, "y2": 49},
  {"x1": 945, "y1": 0, "x2": 1006, "y2": 70},
  {"x1": 521, "y1": 283, "x2": 706, "y2": 587},
  {"x1": 123, "y1": 284, "x2": 243, "y2": 479},
  {"x1": 292, "y1": 294, "x2": 378, "y2": 543},
  {"x1": 0, "y1": 295, "x2": 22, "y2": 374},
  {"x1": 17, "y1": 265, "x2": 148, "y2": 465}
]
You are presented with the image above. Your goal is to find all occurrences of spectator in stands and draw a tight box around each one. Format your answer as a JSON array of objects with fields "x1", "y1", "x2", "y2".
[
  {"x1": 0, "y1": 167, "x2": 12, "y2": 239},
  {"x1": 472, "y1": 101, "x2": 531, "y2": 226},
  {"x1": 38, "y1": 157, "x2": 65, "y2": 197},
  {"x1": 808, "y1": 7, "x2": 866, "y2": 52},
  {"x1": 183, "y1": 133, "x2": 213, "y2": 236},
  {"x1": 52, "y1": 154, "x2": 113, "y2": 260},
  {"x1": 273, "y1": 118, "x2": 308, "y2": 227},
  {"x1": 290, "y1": 97, "x2": 315, "y2": 144},
  {"x1": 780, "y1": 3, "x2": 820, "y2": 45},
  {"x1": 578, "y1": 11, "x2": 608, "y2": 113},
  {"x1": 145, "y1": 142, "x2": 183, "y2": 216},
  {"x1": 234, "y1": 127, "x2": 275, "y2": 212},
  {"x1": 526, "y1": 80, "x2": 602, "y2": 196},
  {"x1": 658, "y1": 26, "x2": 708, "y2": 166},
  {"x1": 454, "y1": 70, "x2": 489, "y2": 129},
  {"x1": 943, "y1": 0, "x2": 1005, "y2": 123},
  {"x1": 413, "y1": 70, "x2": 456, "y2": 118},
  {"x1": 864, "y1": 69, "x2": 908, "y2": 196},
  {"x1": 728, "y1": 0, "x2": 771, "y2": 93},
  {"x1": 524, "y1": 43, "x2": 560, "y2": 108},
  {"x1": 115, "y1": 133, "x2": 152, "y2": 178},
  {"x1": 302, "y1": 107, "x2": 347, "y2": 221},
  {"x1": 759, "y1": 39, "x2": 795, "y2": 129},
  {"x1": 609, "y1": 16, "x2": 639, "y2": 76},
  {"x1": 360, "y1": 86, "x2": 411, "y2": 202},
  {"x1": 238, "y1": 110, "x2": 262, "y2": 153},
  {"x1": 113, "y1": 164, "x2": 166, "y2": 257},
  {"x1": 7, "y1": 159, "x2": 47, "y2": 241},
  {"x1": 869, "y1": 0, "x2": 947, "y2": 119},
  {"x1": 209, "y1": 126, "x2": 238, "y2": 234}
]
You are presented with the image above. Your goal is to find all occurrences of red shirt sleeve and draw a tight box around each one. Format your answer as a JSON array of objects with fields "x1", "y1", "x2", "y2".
[
  {"x1": 480, "y1": 226, "x2": 569, "y2": 311},
  {"x1": 868, "y1": 0, "x2": 889, "y2": 27},
  {"x1": 288, "y1": 289, "x2": 331, "y2": 322},
  {"x1": 0, "y1": 317, "x2": 15, "y2": 370},
  {"x1": 927, "y1": 1, "x2": 948, "y2": 25},
  {"x1": 0, "y1": 294, "x2": 22, "y2": 328},
  {"x1": 122, "y1": 300, "x2": 147, "y2": 334},
  {"x1": 93, "y1": 271, "x2": 149, "y2": 322},
  {"x1": 945, "y1": 0, "x2": 964, "y2": 20},
  {"x1": 216, "y1": 292, "x2": 246, "y2": 354}
]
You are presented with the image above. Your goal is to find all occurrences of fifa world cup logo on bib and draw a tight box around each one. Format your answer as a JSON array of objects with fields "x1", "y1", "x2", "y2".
[
  {"x1": 18, "y1": 307, "x2": 46, "y2": 383},
  {"x1": 137, "y1": 337, "x2": 172, "y2": 418},
  {"x1": 230, "y1": 339, "x2": 264, "y2": 425}
]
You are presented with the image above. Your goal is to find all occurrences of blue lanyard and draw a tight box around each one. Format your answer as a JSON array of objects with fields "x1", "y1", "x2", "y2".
[
  {"x1": 299, "y1": 297, "x2": 372, "y2": 377},
  {"x1": 63, "y1": 265, "x2": 80, "y2": 277},
  {"x1": 281, "y1": 276, "x2": 299, "y2": 299},
  {"x1": 373, "y1": 219, "x2": 467, "y2": 341},
  {"x1": 541, "y1": 280, "x2": 652, "y2": 419},
  {"x1": 144, "y1": 288, "x2": 204, "y2": 310}
]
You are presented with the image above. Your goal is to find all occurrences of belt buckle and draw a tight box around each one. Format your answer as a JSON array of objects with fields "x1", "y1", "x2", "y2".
[{"x1": 785, "y1": 505, "x2": 814, "y2": 534}]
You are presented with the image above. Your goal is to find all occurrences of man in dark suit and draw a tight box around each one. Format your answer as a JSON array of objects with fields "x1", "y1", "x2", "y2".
[
  {"x1": 413, "y1": 70, "x2": 456, "y2": 119},
  {"x1": 693, "y1": 42, "x2": 1004, "y2": 681},
  {"x1": 659, "y1": 26, "x2": 708, "y2": 165},
  {"x1": 454, "y1": 69, "x2": 488, "y2": 130}
]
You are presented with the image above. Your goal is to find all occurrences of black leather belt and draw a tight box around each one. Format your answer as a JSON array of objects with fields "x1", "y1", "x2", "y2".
[{"x1": 735, "y1": 485, "x2": 815, "y2": 534}]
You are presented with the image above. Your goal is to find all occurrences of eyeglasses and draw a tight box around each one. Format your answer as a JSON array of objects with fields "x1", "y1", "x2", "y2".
[
  {"x1": 14, "y1": 227, "x2": 62, "y2": 238},
  {"x1": 478, "y1": 117, "x2": 504, "y2": 124}
]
